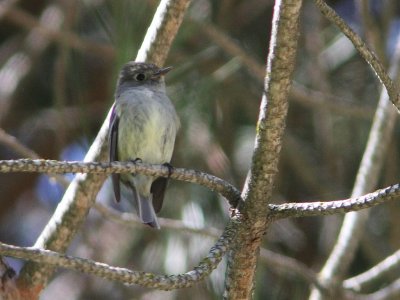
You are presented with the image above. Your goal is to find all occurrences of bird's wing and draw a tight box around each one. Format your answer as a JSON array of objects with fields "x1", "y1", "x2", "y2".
[
  {"x1": 109, "y1": 105, "x2": 121, "y2": 202},
  {"x1": 150, "y1": 177, "x2": 168, "y2": 213}
]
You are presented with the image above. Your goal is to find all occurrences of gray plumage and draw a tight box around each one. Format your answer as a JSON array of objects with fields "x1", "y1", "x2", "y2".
[{"x1": 109, "y1": 62, "x2": 180, "y2": 229}]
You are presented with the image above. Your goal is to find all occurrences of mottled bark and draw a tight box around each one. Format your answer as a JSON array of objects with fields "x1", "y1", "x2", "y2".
[{"x1": 223, "y1": 0, "x2": 303, "y2": 299}]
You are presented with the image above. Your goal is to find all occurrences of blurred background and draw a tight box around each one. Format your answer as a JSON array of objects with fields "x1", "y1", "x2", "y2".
[{"x1": 0, "y1": 0, "x2": 400, "y2": 299}]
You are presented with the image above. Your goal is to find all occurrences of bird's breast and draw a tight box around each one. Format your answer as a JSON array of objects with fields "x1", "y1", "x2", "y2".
[{"x1": 115, "y1": 89, "x2": 178, "y2": 164}]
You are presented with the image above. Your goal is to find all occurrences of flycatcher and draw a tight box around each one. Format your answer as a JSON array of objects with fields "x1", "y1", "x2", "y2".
[{"x1": 109, "y1": 62, "x2": 180, "y2": 229}]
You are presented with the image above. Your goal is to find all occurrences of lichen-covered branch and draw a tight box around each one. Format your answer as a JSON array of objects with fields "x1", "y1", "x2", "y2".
[
  {"x1": 3, "y1": 158, "x2": 399, "y2": 220},
  {"x1": 223, "y1": 1, "x2": 303, "y2": 299},
  {"x1": 0, "y1": 218, "x2": 238, "y2": 290},
  {"x1": 269, "y1": 183, "x2": 400, "y2": 219},
  {"x1": 0, "y1": 159, "x2": 241, "y2": 208}
]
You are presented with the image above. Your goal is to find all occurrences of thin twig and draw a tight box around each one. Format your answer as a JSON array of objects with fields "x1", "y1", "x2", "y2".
[
  {"x1": 355, "y1": 278, "x2": 400, "y2": 300},
  {"x1": 343, "y1": 248, "x2": 400, "y2": 292},
  {"x1": 269, "y1": 183, "x2": 400, "y2": 219},
  {"x1": 0, "y1": 129, "x2": 70, "y2": 188},
  {"x1": 0, "y1": 129, "x2": 40, "y2": 159},
  {"x1": 314, "y1": 0, "x2": 400, "y2": 111}
]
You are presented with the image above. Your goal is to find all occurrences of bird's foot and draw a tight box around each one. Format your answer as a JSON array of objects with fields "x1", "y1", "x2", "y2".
[
  {"x1": 162, "y1": 162, "x2": 174, "y2": 178},
  {"x1": 130, "y1": 158, "x2": 142, "y2": 163}
]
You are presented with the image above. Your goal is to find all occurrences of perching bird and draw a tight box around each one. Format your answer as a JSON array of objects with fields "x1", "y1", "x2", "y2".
[{"x1": 109, "y1": 62, "x2": 180, "y2": 229}]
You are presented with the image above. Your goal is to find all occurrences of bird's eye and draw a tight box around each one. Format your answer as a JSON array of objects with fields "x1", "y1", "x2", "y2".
[{"x1": 134, "y1": 73, "x2": 146, "y2": 81}]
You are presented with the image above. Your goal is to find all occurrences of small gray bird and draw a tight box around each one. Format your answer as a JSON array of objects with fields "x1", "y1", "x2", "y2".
[{"x1": 109, "y1": 62, "x2": 180, "y2": 229}]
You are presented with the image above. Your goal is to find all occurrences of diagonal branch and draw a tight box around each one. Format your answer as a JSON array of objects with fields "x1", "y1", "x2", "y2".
[
  {"x1": 343, "y1": 248, "x2": 400, "y2": 292},
  {"x1": 314, "y1": 0, "x2": 400, "y2": 111}
]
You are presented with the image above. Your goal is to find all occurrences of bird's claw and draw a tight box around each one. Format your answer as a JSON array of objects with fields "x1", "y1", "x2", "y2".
[{"x1": 162, "y1": 162, "x2": 174, "y2": 177}]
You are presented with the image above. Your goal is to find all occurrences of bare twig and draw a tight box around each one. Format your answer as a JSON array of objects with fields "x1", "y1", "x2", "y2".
[
  {"x1": 0, "y1": 129, "x2": 40, "y2": 159},
  {"x1": 356, "y1": 278, "x2": 400, "y2": 300},
  {"x1": 269, "y1": 183, "x2": 400, "y2": 219},
  {"x1": 354, "y1": 0, "x2": 385, "y2": 62},
  {"x1": 344, "y1": 248, "x2": 400, "y2": 292},
  {"x1": 0, "y1": 129, "x2": 70, "y2": 188},
  {"x1": 314, "y1": 0, "x2": 400, "y2": 111},
  {"x1": 3, "y1": 143, "x2": 400, "y2": 296}
]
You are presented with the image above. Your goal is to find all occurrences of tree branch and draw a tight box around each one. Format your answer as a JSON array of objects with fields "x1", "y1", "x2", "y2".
[
  {"x1": 344, "y1": 248, "x2": 400, "y2": 292},
  {"x1": 0, "y1": 218, "x2": 238, "y2": 290},
  {"x1": 314, "y1": 0, "x2": 400, "y2": 111},
  {"x1": 269, "y1": 183, "x2": 400, "y2": 219},
  {"x1": 136, "y1": 0, "x2": 191, "y2": 66},
  {"x1": 2, "y1": 158, "x2": 399, "y2": 221},
  {"x1": 223, "y1": 0, "x2": 303, "y2": 298},
  {"x1": 0, "y1": 130, "x2": 323, "y2": 296},
  {"x1": 0, "y1": 159, "x2": 241, "y2": 208},
  {"x1": 356, "y1": 278, "x2": 400, "y2": 300}
]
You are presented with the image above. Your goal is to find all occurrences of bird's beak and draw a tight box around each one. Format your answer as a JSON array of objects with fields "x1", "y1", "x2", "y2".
[{"x1": 153, "y1": 66, "x2": 173, "y2": 77}]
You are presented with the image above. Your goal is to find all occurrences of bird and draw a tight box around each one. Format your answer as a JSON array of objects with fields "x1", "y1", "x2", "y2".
[{"x1": 108, "y1": 61, "x2": 180, "y2": 229}]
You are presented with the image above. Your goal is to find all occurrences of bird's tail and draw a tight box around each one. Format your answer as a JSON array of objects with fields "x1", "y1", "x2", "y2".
[{"x1": 136, "y1": 193, "x2": 160, "y2": 229}]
